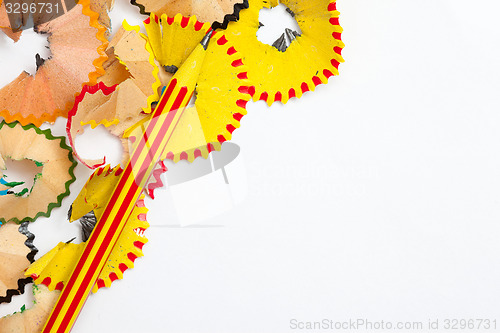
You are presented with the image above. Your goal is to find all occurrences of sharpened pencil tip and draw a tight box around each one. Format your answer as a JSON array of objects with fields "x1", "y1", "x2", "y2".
[{"x1": 201, "y1": 30, "x2": 214, "y2": 50}]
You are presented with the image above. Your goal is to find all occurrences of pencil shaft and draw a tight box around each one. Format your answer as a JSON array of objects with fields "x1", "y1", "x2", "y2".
[{"x1": 42, "y1": 56, "x2": 204, "y2": 332}]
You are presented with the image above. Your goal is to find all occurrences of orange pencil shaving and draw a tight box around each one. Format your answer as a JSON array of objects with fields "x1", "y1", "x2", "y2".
[{"x1": 42, "y1": 30, "x2": 213, "y2": 333}]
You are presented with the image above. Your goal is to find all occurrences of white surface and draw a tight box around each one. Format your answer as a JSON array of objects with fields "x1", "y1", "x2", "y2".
[
  {"x1": 1, "y1": 0, "x2": 500, "y2": 332},
  {"x1": 159, "y1": 143, "x2": 247, "y2": 227}
]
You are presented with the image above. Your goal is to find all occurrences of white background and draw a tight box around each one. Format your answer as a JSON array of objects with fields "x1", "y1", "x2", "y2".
[{"x1": 1, "y1": 0, "x2": 500, "y2": 332}]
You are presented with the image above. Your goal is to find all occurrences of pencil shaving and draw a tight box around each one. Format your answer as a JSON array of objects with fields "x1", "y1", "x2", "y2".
[
  {"x1": 131, "y1": 0, "x2": 245, "y2": 26},
  {"x1": 0, "y1": 1, "x2": 21, "y2": 42},
  {"x1": 90, "y1": 0, "x2": 114, "y2": 37},
  {"x1": 0, "y1": 122, "x2": 77, "y2": 224},
  {"x1": 224, "y1": 0, "x2": 344, "y2": 106},
  {"x1": 67, "y1": 22, "x2": 161, "y2": 169},
  {"x1": 144, "y1": 13, "x2": 211, "y2": 71},
  {"x1": 0, "y1": 222, "x2": 34, "y2": 304},
  {"x1": 0, "y1": 284, "x2": 60, "y2": 332},
  {"x1": 26, "y1": 165, "x2": 149, "y2": 294},
  {"x1": 139, "y1": 16, "x2": 251, "y2": 163},
  {"x1": 0, "y1": 0, "x2": 108, "y2": 127}
]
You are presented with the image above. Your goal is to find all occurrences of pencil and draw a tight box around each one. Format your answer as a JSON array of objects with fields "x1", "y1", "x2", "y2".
[{"x1": 41, "y1": 29, "x2": 213, "y2": 333}]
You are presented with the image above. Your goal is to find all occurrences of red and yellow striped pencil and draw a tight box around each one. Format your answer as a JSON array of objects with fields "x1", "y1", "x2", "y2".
[{"x1": 42, "y1": 30, "x2": 213, "y2": 333}]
